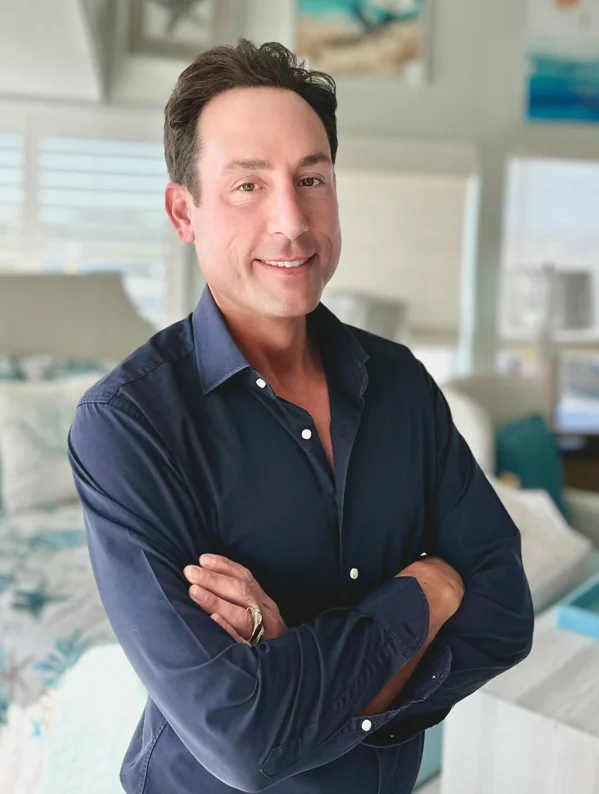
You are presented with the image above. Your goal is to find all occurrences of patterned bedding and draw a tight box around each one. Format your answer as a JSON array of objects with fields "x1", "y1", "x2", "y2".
[{"x1": 0, "y1": 504, "x2": 114, "y2": 793}]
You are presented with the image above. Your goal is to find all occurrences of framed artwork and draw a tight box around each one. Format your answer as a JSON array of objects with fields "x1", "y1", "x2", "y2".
[
  {"x1": 129, "y1": 0, "x2": 233, "y2": 59},
  {"x1": 526, "y1": 0, "x2": 599, "y2": 122},
  {"x1": 295, "y1": 0, "x2": 431, "y2": 82}
]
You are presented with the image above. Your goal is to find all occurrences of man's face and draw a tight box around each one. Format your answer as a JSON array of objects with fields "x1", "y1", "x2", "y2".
[{"x1": 169, "y1": 86, "x2": 341, "y2": 320}]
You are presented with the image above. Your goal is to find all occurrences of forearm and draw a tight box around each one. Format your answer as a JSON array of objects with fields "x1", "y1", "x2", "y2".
[
  {"x1": 399, "y1": 575, "x2": 534, "y2": 718},
  {"x1": 359, "y1": 643, "x2": 429, "y2": 717},
  {"x1": 359, "y1": 584, "x2": 447, "y2": 718}
]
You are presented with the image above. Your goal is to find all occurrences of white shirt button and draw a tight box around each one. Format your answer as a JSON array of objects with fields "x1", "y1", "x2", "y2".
[
  {"x1": 361, "y1": 719, "x2": 372, "y2": 732},
  {"x1": 256, "y1": 378, "x2": 267, "y2": 389},
  {"x1": 350, "y1": 568, "x2": 359, "y2": 580},
  {"x1": 301, "y1": 429, "x2": 312, "y2": 440}
]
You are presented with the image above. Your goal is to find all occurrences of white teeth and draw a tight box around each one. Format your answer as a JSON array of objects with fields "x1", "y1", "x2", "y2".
[{"x1": 261, "y1": 258, "x2": 309, "y2": 268}]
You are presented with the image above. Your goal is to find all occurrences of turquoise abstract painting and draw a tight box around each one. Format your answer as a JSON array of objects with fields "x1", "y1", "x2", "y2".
[
  {"x1": 296, "y1": 0, "x2": 428, "y2": 80},
  {"x1": 527, "y1": 0, "x2": 599, "y2": 122}
]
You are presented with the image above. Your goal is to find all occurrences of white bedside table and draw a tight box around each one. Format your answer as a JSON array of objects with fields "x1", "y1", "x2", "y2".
[{"x1": 441, "y1": 608, "x2": 599, "y2": 794}]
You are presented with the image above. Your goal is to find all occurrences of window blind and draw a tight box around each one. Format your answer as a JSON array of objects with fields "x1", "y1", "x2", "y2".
[
  {"x1": 38, "y1": 136, "x2": 170, "y2": 326},
  {"x1": 0, "y1": 132, "x2": 24, "y2": 270},
  {"x1": 0, "y1": 103, "x2": 180, "y2": 328},
  {"x1": 330, "y1": 169, "x2": 473, "y2": 346}
]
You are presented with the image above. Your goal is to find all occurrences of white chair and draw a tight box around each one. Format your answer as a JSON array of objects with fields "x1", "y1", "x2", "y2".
[{"x1": 445, "y1": 373, "x2": 599, "y2": 548}]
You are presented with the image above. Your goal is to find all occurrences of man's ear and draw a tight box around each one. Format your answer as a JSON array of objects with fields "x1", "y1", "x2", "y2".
[{"x1": 165, "y1": 182, "x2": 196, "y2": 244}]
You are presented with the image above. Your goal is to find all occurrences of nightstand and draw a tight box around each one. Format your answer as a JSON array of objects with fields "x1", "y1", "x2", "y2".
[{"x1": 556, "y1": 434, "x2": 599, "y2": 493}]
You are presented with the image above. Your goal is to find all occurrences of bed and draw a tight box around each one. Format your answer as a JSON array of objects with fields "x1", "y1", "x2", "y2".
[{"x1": 0, "y1": 273, "x2": 156, "y2": 794}]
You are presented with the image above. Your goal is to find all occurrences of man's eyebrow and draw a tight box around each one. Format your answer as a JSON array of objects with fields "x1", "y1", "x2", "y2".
[
  {"x1": 223, "y1": 158, "x2": 272, "y2": 173},
  {"x1": 298, "y1": 152, "x2": 331, "y2": 168},
  {"x1": 222, "y1": 152, "x2": 332, "y2": 174}
]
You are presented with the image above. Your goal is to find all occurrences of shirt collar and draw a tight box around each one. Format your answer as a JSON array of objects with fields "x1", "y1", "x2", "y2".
[{"x1": 193, "y1": 286, "x2": 369, "y2": 399}]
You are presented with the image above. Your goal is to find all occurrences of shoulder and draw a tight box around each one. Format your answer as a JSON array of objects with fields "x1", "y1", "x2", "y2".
[
  {"x1": 345, "y1": 324, "x2": 429, "y2": 386},
  {"x1": 77, "y1": 314, "x2": 196, "y2": 414}
]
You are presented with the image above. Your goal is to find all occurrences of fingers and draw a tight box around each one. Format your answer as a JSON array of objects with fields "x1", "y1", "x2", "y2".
[
  {"x1": 184, "y1": 565, "x2": 254, "y2": 609},
  {"x1": 195, "y1": 555, "x2": 281, "y2": 614},
  {"x1": 198, "y1": 554, "x2": 254, "y2": 582},
  {"x1": 210, "y1": 613, "x2": 251, "y2": 646},
  {"x1": 188, "y1": 582, "x2": 254, "y2": 637},
  {"x1": 183, "y1": 555, "x2": 284, "y2": 641}
]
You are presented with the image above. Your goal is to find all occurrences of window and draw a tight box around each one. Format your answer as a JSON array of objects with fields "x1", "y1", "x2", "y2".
[
  {"x1": 502, "y1": 157, "x2": 599, "y2": 340},
  {"x1": 38, "y1": 137, "x2": 170, "y2": 327},
  {"x1": 0, "y1": 132, "x2": 23, "y2": 270},
  {"x1": 501, "y1": 157, "x2": 599, "y2": 432},
  {"x1": 504, "y1": 158, "x2": 599, "y2": 274},
  {"x1": 0, "y1": 110, "x2": 179, "y2": 328}
]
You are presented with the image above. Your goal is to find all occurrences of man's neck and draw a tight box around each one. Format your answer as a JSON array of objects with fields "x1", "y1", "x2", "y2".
[{"x1": 210, "y1": 289, "x2": 319, "y2": 389}]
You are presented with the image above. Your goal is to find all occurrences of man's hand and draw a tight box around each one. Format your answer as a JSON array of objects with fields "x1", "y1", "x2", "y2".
[
  {"x1": 184, "y1": 554, "x2": 287, "y2": 645},
  {"x1": 396, "y1": 556, "x2": 465, "y2": 634}
]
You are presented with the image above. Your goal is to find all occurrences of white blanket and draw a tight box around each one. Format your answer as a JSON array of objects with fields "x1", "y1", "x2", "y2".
[{"x1": 0, "y1": 505, "x2": 113, "y2": 794}]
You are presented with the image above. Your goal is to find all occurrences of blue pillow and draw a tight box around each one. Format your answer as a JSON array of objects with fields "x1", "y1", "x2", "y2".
[{"x1": 496, "y1": 414, "x2": 568, "y2": 518}]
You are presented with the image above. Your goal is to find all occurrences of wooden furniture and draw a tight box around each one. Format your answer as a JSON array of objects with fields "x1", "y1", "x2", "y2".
[
  {"x1": 557, "y1": 433, "x2": 599, "y2": 494},
  {"x1": 441, "y1": 604, "x2": 599, "y2": 794}
]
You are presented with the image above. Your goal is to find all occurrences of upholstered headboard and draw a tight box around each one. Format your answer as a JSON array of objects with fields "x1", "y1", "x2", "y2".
[{"x1": 0, "y1": 273, "x2": 157, "y2": 360}]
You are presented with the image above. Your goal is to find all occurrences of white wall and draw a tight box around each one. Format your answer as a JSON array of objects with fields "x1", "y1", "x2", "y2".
[
  {"x1": 0, "y1": 0, "x2": 102, "y2": 102},
  {"x1": 107, "y1": 0, "x2": 599, "y2": 371},
  {"x1": 4, "y1": 0, "x2": 599, "y2": 370}
]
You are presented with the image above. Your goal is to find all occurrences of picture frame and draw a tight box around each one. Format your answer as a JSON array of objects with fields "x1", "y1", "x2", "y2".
[
  {"x1": 295, "y1": 0, "x2": 432, "y2": 83},
  {"x1": 129, "y1": 0, "x2": 239, "y2": 59},
  {"x1": 525, "y1": 0, "x2": 599, "y2": 123}
]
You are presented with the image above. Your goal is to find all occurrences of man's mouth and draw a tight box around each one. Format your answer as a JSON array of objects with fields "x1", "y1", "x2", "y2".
[{"x1": 256, "y1": 254, "x2": 315, "y2": 269}]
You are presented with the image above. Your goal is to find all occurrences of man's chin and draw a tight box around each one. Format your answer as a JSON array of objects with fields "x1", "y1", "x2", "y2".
[{"x1": 260, "y1": 291, "x2": 322, "y2": 320}]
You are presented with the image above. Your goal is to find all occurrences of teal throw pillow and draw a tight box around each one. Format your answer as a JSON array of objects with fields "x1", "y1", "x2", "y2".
[{"x1": 496, "y1": 414, "x2": 568, "y2": 518}]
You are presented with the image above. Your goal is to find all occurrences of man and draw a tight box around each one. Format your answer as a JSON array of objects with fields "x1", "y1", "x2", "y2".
[{"x1": 69, "y1": 39, "x2": 534, "y2": 794}]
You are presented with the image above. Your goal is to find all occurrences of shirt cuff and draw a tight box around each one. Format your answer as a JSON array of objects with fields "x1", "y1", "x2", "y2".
[
  {"x1": 356, "y1": 576, "x2": 430, "y2": 659},
  {"x1": 362, "y1": 643, "x2": 453, "y2": 748}
]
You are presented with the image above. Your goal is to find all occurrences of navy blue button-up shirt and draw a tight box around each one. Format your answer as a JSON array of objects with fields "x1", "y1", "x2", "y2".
[{"x1": 68, "y1": 287, "x2": 534, "y2": 794}]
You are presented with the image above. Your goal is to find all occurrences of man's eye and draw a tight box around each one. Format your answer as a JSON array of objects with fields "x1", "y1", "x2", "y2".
[
  {"x1": 238, "y1": 182, "x2": 256, "y2": 192},
  {"x1": 298, "y1": 177, "x2": 322, "y2": 187}
]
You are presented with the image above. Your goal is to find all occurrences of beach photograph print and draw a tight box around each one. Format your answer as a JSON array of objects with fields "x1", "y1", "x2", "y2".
[
  {"x1": 296, "y1": 0, "x2": 428, "y2": 81},
  {"x1": 526, "y1": 0, "x2": 599, "y2": 122}
]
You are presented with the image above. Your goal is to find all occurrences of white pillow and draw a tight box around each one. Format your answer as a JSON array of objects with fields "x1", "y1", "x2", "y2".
[
  {"x1": 442, "y1": 386, "x2": 496, "y2": 474},
  {"x1": 488, "y1": 476, "x2": 592, "y2": 612},
  {"x1": 0, "y1": 375, "x2": 99, "y2": 514}
]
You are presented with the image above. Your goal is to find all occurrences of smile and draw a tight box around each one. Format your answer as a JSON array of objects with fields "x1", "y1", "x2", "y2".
[{"x1": 257, "y1": 256, "x2": 313, "y2": 269}]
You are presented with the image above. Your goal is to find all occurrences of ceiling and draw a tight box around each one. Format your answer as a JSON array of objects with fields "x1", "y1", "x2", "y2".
[{"x1": 0, "y1": 0, "x2": 103, "y2": 103}]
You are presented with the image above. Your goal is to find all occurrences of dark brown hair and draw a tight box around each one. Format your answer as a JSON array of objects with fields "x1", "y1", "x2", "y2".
[{"x1": 164, "y1": 39, "x2": 337, "y2": 201}]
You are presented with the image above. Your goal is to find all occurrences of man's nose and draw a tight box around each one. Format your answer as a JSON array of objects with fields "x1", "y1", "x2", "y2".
[{"x1": 267, "y1": 186, "x2": 309, "y2": 241}]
